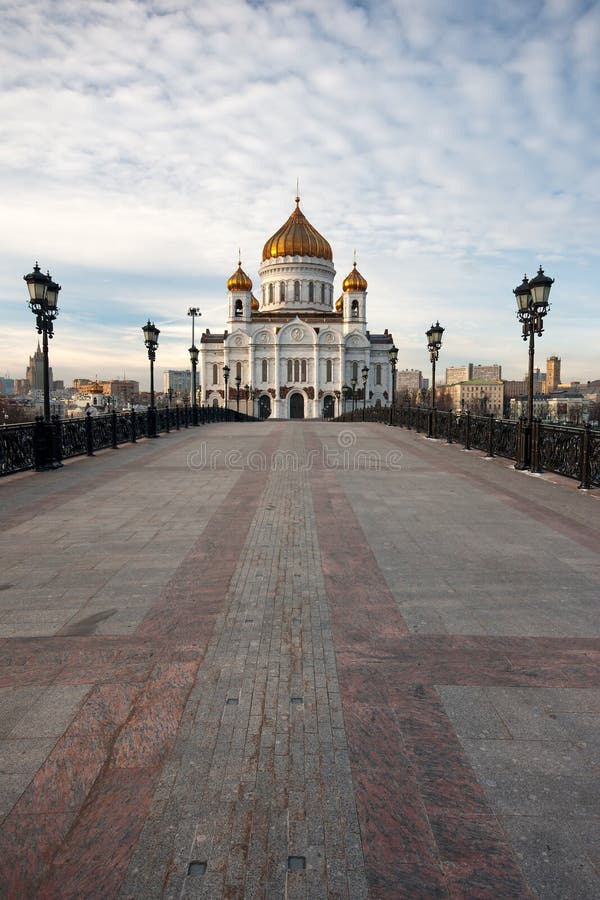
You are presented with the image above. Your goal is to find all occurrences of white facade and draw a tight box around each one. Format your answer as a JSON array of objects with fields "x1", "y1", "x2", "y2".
[{"x1": 200, "y1": 198, "x2": 394, "y2": 419}]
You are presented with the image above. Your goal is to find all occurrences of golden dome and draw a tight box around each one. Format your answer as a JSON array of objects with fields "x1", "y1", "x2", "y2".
[
  {"x1": 342, "y1": 261, "x2": 367, "y2": 292},
  {"x1": 250, "y1": 294, "x2": 259, "y2": 311},
  {"x1": 335, "y1": 295, "x2": 343, "y2": 312},
  {"x1": 227, "y1": 259, "x2": 252, "y2": 292},
  {"x1": 262, "y1": 197, "x2": 332, "y2": 261}
]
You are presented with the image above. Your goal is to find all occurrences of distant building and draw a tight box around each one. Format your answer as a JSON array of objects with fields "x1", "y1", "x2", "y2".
[
  {"x1": 472, "y1": 364, "x2": 501, "y2": 381},
  {"x1": 446, "y1": 380, "x2": 504, "y2": 416},
  {"x1": 446, "y1": 363, "x2": 501, "y2": 384},
  {"x1": 52, "y1": 380, "x2": 64, "y2": 391},
  {"x1": 546, "y1": 356, "x2": 561, "y2": 393},
  {"x1": 105, "y1": 380, "x2": 139, "y2": 402},
  {"x1": 13, "y1": 379, "x2": 29, "y2": 396},
  {"x1": 0, "y1": 377, "x2": 14, "y2": 395},
  {"x1": 396, "y1": 369, "x2": 422, "y2": 396},
  {"x1": 546, "y1": 393, "x2": 589, "y2": 424},
  {"x1": 26, "y1": 342, "x2": 52, "y2": 392},
  {"x1": 446, "y1": 365, "x2": 472, "y2": 385},
  {"x1": 164, "y1": 370, "x2": 191, "y2": 397},
  {"x1": 509, "y1": 395, "x2": 548, "y2": 420}
]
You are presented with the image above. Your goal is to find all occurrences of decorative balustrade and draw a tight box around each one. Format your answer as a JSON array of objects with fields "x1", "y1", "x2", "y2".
[
  {"x1": 335, "y1": 405, "x2": 599, "y2": 489},
  {"x1": 0, "y1": 405, "x2": 257, "y2": 477}
]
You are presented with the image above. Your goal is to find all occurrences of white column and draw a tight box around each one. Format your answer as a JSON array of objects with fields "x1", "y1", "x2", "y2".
[{"x1": 273, "y1": 336, "x2": 281, "y2": 419}]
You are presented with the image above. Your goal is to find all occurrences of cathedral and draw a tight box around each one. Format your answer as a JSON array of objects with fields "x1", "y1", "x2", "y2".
[{"x1": 200, "y1": 196, "x2": 394, "y2": 419}]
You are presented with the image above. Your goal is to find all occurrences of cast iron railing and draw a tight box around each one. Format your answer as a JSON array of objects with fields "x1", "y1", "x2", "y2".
[
  {"x1": 0, "y1": 406, "x2": 257, "y2": 477},
  {"x1": 336, "y1": 405, "x2": 599, "y2": 489}
]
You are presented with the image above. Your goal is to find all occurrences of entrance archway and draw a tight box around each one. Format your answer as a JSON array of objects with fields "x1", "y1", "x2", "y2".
[
  {"x1": 323, "y1": 395, "x2": 335, "y2": 419},
  {"x1": 289, "y1": 393, "x2": 305, "y2": 419},
  {"x1": 258, "y1": 395, "x2": 271, "y2": 419}
]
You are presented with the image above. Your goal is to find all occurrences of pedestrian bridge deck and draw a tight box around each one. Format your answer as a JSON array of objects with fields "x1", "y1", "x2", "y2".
[{"x1": 0, "y1": 421, "x2": 599, "y2": 899}]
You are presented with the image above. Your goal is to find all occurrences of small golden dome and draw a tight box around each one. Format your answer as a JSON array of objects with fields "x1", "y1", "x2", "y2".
[
  {"x1": 250, "y1": 294, "x2": 259, "y2": 311},
  {"x1": 262, "y1": 197, "x2": 332, "y2": 261},
  {"x1": 227, "y1": 259, "x2": 252, "y2": 292},
  {"x1": 335, "y1": 295, "x2": 343, "y2": 312},
  {"x1": 342, "y1": 261, "x2": 367, "y2": 292}
]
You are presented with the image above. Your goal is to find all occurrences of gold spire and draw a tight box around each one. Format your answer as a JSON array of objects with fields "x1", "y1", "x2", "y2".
[
  {"x1": 262, "y1": 197, "x2": 332, "y2": 261},
  {"x1": 342, "y1": 260, "x2": 368, "y2": 292}
]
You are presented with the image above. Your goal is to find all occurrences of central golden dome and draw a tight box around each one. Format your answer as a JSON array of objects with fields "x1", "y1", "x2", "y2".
[{"x1": 262, "y1": 197, "x2": 332, "y2": 261}]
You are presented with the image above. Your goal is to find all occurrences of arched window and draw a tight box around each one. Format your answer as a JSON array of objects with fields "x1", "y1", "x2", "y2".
[
  {"x1": 352, "y1": 361, "x2": 358, "y2": 380},
  {"x1": 262, "y1": 359, "x2": 268, "y2": 382},
  {"x1": 268, "y1": 283, "x2": 273, "y2": 304},
  {"x1": 376, "y1": 364, "x2": 382, "y2": 385},
  {"x1": 262, "y1": 285, "x2": 266, "y2": 303},
  {"x1": 236, "y1": 361, "x2": 242, "y2": 380},
  {"x1": 294, "y1": 360, "x2": 300, "y2": 381},
  {"x1": 212, "y1": 397, "x2": 219, "y2": 408},
  {"x1": 301, "y1": 360, "x2": 307, "y2": 381},
  {"x1": 326, "y1": 359, "x2": 333, "y2": 382},
  {"x1": 235, "y1": 299, "x2": 243, "y2": 317},
  {"x1": 287, "y1": 359, "x2": 293, "y2": 381},
  {"x1": 321, "y1": 283, "x2": 325, "y2": 304},
  {"x1": 351, "y1": 299, "x2": 359, "y2": 318},
  {"x1": 280, "y1": 282, "x2": 285, "y2": 302},
  {"x1": 294, "y1": 280, "x2": 300, "y2": 301},
  {"x1": 308, "y1": 282, "x2": 314, "y2": 302},
  {"x1": 212, "y1": 364, "x2": 218, "y2": 384}
]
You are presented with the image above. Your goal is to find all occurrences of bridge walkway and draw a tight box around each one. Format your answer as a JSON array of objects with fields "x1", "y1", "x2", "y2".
[{"x1": 0, "y1": 421, "x2": 599, "y2": 899}]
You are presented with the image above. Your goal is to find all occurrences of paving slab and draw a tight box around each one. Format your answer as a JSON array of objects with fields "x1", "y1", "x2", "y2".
[{"x1": 0, "y1": 420, "x2": 599, "y2": 898}]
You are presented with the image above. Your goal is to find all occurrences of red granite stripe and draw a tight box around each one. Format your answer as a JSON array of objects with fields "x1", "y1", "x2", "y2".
[
  {"x1": 307, "y1": 426, "x2": 533, "y2": 898},
  {"x1": 0, "y1": 683, "x2": 138, "y2": 898}
]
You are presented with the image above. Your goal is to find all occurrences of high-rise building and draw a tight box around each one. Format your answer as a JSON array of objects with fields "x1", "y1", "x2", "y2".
[
  {"x1": 164, "y1": 370, "x2": 191, "y2": 397},
  {"x1": 396, "y1": 369, "x2": 422, "y2": 395},
  {"x1": 446, "y1": 365, "x2": 472, "y2": 385},
  {"x1": 26, "y1": 342, "x2": 52, "y2": 392},
  {"x1": 472, "y1": 364, "x2": 501, "y2": 381},
  {"x1": 546, "y1": 356, "x2": 561, "y2": 393}
]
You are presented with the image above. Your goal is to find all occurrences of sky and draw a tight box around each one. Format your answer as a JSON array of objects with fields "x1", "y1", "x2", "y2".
[{"x1": 1, "y1": 0, "x2": 599, "y2": 390}]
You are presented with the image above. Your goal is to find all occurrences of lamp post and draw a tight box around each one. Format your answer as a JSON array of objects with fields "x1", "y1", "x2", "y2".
[
  {"x1": 142, "y1": 320, "x2": 160, "y2": 437},
  {"x1": 189, "y1": 344, "x2": 199, "y2": 425},
  {"x1": 235, "y1": 373, "x2": 241, "y2": 413},
  {"x1": 188, "y1": 307, "x2": 201, "y2": 410},
  {"x1": 426, "y1": 321, "x2": 444, "y2": 438},
  {"x1": 361, "y1": 365, "x2": 369, "y2": 422},
  {"x1": 245, "y1": 384, "x2": 251, "y2": 416},
  {"x1": 24, "y1": 262, "x2": 61, "y2": 422},
  {"x1": 388, "y1": 344, "x2": 398, "y2": 425},
  {"x1": 351, "y1": 377, "x2": 357, "y2": 417},
  {"x1": 223, "y1": 365, "x2": 230, "y2": 410},
  {"x1": 514, "y1": 266, "x2": 554, "y2": 469}
]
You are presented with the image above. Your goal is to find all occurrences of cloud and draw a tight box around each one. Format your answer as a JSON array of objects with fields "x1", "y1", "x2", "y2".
[{"x1": 0, "y1": 0, "x2": 598, "y2": 384}]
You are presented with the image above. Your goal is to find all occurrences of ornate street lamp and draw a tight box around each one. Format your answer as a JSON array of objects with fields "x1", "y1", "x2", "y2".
[
  {"x1": 235, "y1": 373, "x2": 241, "y2": 413},
  {"x1": 24, "y1": 262, "x2": 61, "y2": 422},
  {"x1": 426, "y1": 322, "x2": 444, "y2": 409},
  {"x1": 188, "y1": 306, "x2": 201, "y2": 407},
  {"x1": 388, "y1": 344, "x2": 398, "y2": 425},
  {"x1": 142, "y1": 320, "x2": 160, "y2": 437},
  {"x1": 245, "y1": 383, "x2": 251, "y2": 416},
  {"x1": 189, "y1": 344, "x2": 199, "y2": 425},
  {"x1": 223, "y1": 364, "x2": 230, "y2": 410},
  {"x1": 361, "y1": 365, "x2": 369, "y2": 422},
  {"x1": 426, "y1": 321, "x2": 444, "y2": 437},
  {"x1": 514, "y1": 266, "x2": 554, "y2": 468},
  {"x1": 351, "y1": 377, "x2": 357, "y2": 416}
]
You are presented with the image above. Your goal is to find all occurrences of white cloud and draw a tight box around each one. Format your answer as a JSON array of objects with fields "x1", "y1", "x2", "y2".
[{"x1": 0, "y1": 0, "x2": 598, "y2": 385}]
